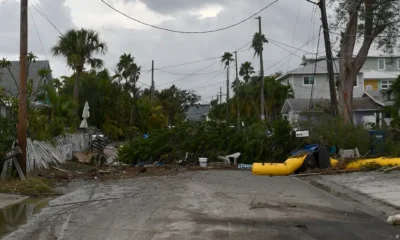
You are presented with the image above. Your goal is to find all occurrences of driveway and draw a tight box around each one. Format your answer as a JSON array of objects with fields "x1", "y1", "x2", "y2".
[{"x1": 3, "y1": 171, "x2": 398, "y2": 240}]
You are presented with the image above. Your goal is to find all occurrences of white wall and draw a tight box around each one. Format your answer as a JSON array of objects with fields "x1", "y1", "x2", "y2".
[
  {"x1": 290, "y1": 73, "x2": 364, "y2": 99},
  {"x1": 364, "y1": 57, "x2": 400, "y2": 72}
]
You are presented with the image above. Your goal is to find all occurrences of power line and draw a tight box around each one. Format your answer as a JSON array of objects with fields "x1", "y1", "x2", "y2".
[
  {"x1": 188, "y1": 70, "x2": 228, "y2": 90},
  {"x1": 157, "y1": 60, "x2": 220, "y2": 88},
  {"x1": 101, "y1": 0, "x2": 280, "y2": 34},
  {"x1": 142, "y1": 56, "x2": 221, "y2": 72},
  {"x1": 156, "y1": 68, "x2": 224, "y2": 76},
  {"x1": 287, "y1": 0, "x2": 303, "y2": 72},
  {"x1": 268, "y1": 38, "x2": 316, "y2": 54},
  {"x1": 30, "y1": 0, "x2": 63, "y2": 36},
  {"x1": 29, "y1": 6, "x2": 47, "y2": 60},
  {"x1": 193, "y1": 81, "x2": 226, "y2": 91},
  {"x1": 142, "y1": 42, "x2": 252, "y2": 72},
  {"x1": 264, "y1": 32, "x2": 322, "y2": 73}
]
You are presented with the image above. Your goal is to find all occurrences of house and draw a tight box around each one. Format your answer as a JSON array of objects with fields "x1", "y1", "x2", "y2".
[
  {"x1": 185, "y1": 104, "x2": 211, "y2": 122},
  {"x1": 0, "y1": 60, "x2": 52, "y2": 98},
  {"x1": 281, "y1": 90, "x2": 392, "y2": 128},
  {"x1": 277, "y1": 56, "x2": 400, "y2": 99},
  {"x1": 0, "y1": 60, "x2": 52, "y2": 117}
]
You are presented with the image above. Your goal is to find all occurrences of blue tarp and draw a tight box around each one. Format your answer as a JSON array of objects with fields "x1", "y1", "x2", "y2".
[{"x1": 290, "y1": 144, "x2": 319, "y2": 155}]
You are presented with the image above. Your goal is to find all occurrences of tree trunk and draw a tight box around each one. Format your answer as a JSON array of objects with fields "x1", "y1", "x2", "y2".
[
  {"x1": 337, "y1": 0, "x2": 375, "y2": 123},
  {"x1": 226, "y1": 64, "x2": 230, "y2": 122},
  {"x1": 73, "y1": 70, "x2": 81, "y2": 102},
  {"x1": 338, "y1": 64, "x2": 356, "y2": 123}
]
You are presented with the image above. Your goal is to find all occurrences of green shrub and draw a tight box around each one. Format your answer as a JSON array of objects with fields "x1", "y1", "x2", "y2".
[
  {"x1": 307, "y1": 118, "x2": 371, "y2": 155},
  {"x1": 118, "y1": 120, "x2": 300, "y2": 165}
]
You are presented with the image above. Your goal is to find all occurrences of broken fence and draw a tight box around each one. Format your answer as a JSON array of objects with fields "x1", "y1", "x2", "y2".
[{"x1": 27, "y1": 133, "x2": 86, "y2": 173}]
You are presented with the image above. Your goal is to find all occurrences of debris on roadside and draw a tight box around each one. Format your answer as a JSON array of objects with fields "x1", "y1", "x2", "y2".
[
  {"x1": 295, "y1": 224, "x2": 307, "y2": 229},
  {"x1": 387, "y1": 214, "x2": 400, "y2": 225},
  {"x1": 218, "y1": 152, "x2": 241, "y2": 165},
  {"x1": 383, "y1": 166, "x2": 400, "y2": 173},
  {"x1": 51, "y1": 167, "x2": 71, "y2": 180},
  {"x1": 238, "y1": 164, "x2": 252, "y2": 170}
]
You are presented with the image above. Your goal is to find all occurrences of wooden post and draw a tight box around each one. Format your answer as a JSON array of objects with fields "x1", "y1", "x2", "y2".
[{"x1": 18, "y1": 0, "x2": 28, "y2": 174}]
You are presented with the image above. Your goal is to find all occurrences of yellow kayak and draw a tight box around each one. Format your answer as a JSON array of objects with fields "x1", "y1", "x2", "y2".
[{"x1": 252, "y1": 156, "x2": 400, "y2": 176}]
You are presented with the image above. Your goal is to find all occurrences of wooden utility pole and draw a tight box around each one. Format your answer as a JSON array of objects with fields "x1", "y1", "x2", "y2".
[
  {"x1": 151, "y1": 60, "x2": 154, "y2": 102},
  {"x1": 234, "y1": 51, "x2": 240, "y2": 128},
  {"x1": 307, "y1": 0, "x2": 338, "y2": 117},
  {"x1": 319, "y1": 0, "x2": 338, "y2": 117},
  {"x1": 256, "y1": 16, "x2": 265, "y2": 120},
  {"x1": 18, "y1": 0, "x2": 28, "y2": 174},
  {"x1": 219, "y1": 87, "x2": 222, "y2": 105}
]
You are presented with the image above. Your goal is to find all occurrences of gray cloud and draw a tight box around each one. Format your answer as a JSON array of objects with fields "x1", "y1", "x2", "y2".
[
  {"x1": 0, "y1": 0, "x2": 75, "y2": 76},
  {"x1": 136, "y1": 0, "x2": 231, "y2": 14},
  {"x1": 0, "y1": 0, "x2": 321, "y2": 100}
]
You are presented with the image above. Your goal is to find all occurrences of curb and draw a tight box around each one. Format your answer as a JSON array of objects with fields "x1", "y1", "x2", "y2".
[{"x1": 293, "y1": 176, "x2": 399, "y2": 221}]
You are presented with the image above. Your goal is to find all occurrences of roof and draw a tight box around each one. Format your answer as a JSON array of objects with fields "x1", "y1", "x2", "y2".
[
  {"x1": 364, "y1": 70, "x2": 400, "y2": 79},
  {"x1": 282, "y1": 97, "x2": 382, "y2": 113},
  {"x1": 276, "y1": 60, "x2": 368, "y2": 81},
  {"x1": 363, "y1": 90, "x2": 394, "y2": 106},
  {"x1": 185, "y1": 105, "x2": 211, "y2": 122},
  {"x1": 0, "y1": 60, "x2": 52, "y2": 97}
]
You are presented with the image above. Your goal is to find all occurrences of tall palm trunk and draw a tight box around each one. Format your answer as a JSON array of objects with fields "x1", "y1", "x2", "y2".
[
  {"x1": 73, "y1": 70, "x2": 82, "y2": 115},
  {"x1": 73, "y1": 70, "x2": 81, "y2": 102},
  {"x1": 226, "y1": 64, "x2": 230, "y2": 122}
]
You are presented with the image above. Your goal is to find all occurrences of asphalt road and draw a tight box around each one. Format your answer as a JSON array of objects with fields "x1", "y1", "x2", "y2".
[{"x1": 3, "y1": 171, "x2": 399, "y2": 240}]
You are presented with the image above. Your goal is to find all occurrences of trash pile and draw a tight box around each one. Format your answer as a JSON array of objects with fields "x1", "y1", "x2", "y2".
[{"x1": 26, "y1": 133, "x2": 86, "y2": 173}]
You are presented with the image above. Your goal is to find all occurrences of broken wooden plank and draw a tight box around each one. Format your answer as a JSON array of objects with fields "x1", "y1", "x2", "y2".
[
  {"x1": 12, "y1": 157, "x2": 26, "y2": 180},
  {"x1": 383, "y1": 166, "x2": 400, "y2": 173},
  {"x1": 1, "y1": 159, "x2": 12, "y2": 180},
  {"x1": 51, "y1": 166, "x2": 70, "y2": 173},
  {"x1": 98, "y1": 170, "x2": 111, "y2": 174}
]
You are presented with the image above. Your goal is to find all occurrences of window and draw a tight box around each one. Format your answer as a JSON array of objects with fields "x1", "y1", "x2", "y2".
[
  {"x1": 303, "y1": 76, "x2": 314, "y2": 86},
  {"x1": 378, "y1": 59, "x2": 386, "y2": 70},
  {"x1": 398, "y1": 59, "x2": 400, "y2": 70},
  {"x1": 381, "y1": 80, "x2": 393, "y2": 90}
]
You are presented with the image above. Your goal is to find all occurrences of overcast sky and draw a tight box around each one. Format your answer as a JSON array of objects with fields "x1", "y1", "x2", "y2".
[{"x1": 0, "y1": 0, "x2": 325, "y2": 102}]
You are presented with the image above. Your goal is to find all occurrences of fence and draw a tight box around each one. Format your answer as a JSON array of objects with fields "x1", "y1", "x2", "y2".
[{"x1": 26, "y1": 133, "x2": 86, "y2": 173}]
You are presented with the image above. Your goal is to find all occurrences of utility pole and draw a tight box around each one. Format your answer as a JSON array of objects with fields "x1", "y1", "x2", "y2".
[
  {"x1": 226, "y1": 63, "x2": 230, "y2": 123},
  {"x1": 256, "y1": 16, "x2": 265, "y2": 120},
  {"x1": 151, "y1": 60, "x2": 154, "y2": 102},
  {"x1": 219, "y1": 87, "x2": 222, "y2": 105},
  {"x1": 18, "y1": 0, "x2": 28, "y2": 174},
  {"x1": 234, "y1": 51, "x2": 240, "y2": 128},
  {"x1": 307, "y1": 0, "x2": 338, "y2": 117}
]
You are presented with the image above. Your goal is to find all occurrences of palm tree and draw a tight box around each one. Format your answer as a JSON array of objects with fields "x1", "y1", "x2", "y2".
[
  {"x1": 52, "y1": 28, "x2": 108, "y2": 104},
  {"x1": 116, "y1": 53, "x2": 141, "y2": 94},
  {"x1": 221, "y1": 52, "x2": 234, "y2": 121},
  {"x1": 115, "y1": 53, "x2": 141, "y2": 125},
  {"x1": 251, "y1": 32, "x2": 268, "y2": 120},
  {"x1": 239, "y1": 61, "x2": 255, "y2": 83},
  {"x1": 251, "y1": 32, "x2": 268, "y2": 57}
]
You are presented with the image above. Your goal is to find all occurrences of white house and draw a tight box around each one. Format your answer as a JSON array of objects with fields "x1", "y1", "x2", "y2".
[
  {"x1": 277, "y1": 56, "x2": 400, "y2": 99},
  {"x1": 278, "y1": 55, "x2": 400, "y2": 128}
]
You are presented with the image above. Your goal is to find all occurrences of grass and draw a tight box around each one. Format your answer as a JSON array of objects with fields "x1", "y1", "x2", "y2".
[{"x1": 0, "y1": 177, "x2": 55, "y2": 196}]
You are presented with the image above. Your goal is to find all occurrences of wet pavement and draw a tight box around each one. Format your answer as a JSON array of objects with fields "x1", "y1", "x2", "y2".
[
  {"x1": 0, "y1": 197, "x2": 52, "y2": 238},
  {"x1": 2, "y1": 171, "x2": 400, "y2": 240}
]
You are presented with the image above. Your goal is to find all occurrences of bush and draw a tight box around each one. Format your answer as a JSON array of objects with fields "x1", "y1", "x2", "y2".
[
  {"x1": 307, "y1": 118, "x2": 371, "y2": 155},
  {"x1": 118, "y1": 120, "x2": 300, "y2": 165}
]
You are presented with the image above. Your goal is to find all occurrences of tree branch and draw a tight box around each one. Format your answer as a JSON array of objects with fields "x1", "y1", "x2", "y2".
[
  {"x1": 340, "y1": 1, "x2": 362, "y2": 66},
  {"x1": 353, "y1": 0, "x2": 374, "y2": 70}
]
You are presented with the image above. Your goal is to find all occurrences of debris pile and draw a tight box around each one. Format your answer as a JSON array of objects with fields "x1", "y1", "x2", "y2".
[{"x1": 27, "y1": 133, "x2": 86, "y2": 173}]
